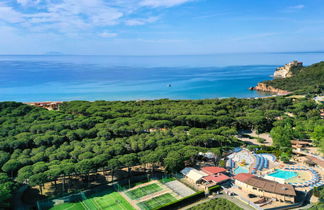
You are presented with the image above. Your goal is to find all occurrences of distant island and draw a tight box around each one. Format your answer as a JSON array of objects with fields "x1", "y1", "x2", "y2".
[{"x1": 250, "y1": 61, "x2": 324, "y2": 95}]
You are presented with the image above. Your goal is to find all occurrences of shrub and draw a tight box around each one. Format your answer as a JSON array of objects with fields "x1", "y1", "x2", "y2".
[
  {"x1": 188, "y1": 198, "x2": 242, "y2": 210},
  {"x1": 157, "y1": 191, "x2": 205, "y2": 210}
]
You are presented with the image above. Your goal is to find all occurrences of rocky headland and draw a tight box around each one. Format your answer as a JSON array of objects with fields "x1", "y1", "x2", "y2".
[
  {"x1": 249, "y1": 61, "x2": 302, "y2": 95},
  {"x1": 249, "y1": 83, "x2": 291, "y2": 95},
  {"x1": 273, "y1": 60, "x2": 303, "y2": 78}
]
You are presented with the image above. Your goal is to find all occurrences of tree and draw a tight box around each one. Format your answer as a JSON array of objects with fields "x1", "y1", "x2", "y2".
[
  {"x1": 311, "y1": 125, "x2": 324, "y2": 147},
  {"x1": 107, "y1": 159, "x2": 120, "y2": 183},
  {"x1": 280, "y1": 152, "x2": 291, "y2": 163},
  {"x1": 164, "y1": 151, "x2": 184, "y2": 173},
  {"x1": 0, "y1": 173, "x2": 17, "y2": 208},
  {"x1": 2, "y1": 160, "x2": 21, "y2": 177},
  {"x1": 29, "y1": 173, "x2": 48, "y2": 195},
  {"x1": 17, "y1": 165, "x2": 33, "y2": 184},
  {"x1": 270, "y1": 125, "x2": 293, "y2": 148}
]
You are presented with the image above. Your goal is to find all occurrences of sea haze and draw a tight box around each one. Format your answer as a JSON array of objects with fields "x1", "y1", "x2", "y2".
[{"x1": 0, "y1": 53, "x2": 323, "y2": 102}]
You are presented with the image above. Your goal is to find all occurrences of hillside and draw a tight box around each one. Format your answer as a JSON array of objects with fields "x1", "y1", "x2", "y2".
[{"x1": 262, "y1": 61, "x2": 324, "y2": 94}]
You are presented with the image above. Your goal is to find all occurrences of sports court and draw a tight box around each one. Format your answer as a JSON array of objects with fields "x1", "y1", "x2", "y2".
[
  {"x1": 125, "y1": 183, "x2": 163, "y2": 200},
  {"x1": 50, "y1": 189, "x2": 134, "y2": 210},
  {"x1": 164, "y1": 180, "x2": 196, "y2": 197},
  {"x1": 137, "y1": 193, "x2": 177, "y2": 210}
]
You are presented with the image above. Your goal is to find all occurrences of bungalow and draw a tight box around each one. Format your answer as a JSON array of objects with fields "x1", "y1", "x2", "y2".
[{"x1": 234, "y1": 173, "x2": 296, "y2": 203}]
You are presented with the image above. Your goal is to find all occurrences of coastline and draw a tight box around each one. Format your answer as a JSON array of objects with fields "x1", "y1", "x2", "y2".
[{"x1": 250, "y1": 82, "x2": 291, "y2": 96}]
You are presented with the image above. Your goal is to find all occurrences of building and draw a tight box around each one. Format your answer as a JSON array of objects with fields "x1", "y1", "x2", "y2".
[
  {"x1": 202, "y1": 173, "x2": 230, "y2": 186},
  {"x1": 234, "y1": 173, "x2": 296, "y2": 203},
  {"x1": 25, "y1": 102, "x2": 63, "y2": 110},
  {"x1": 181, "y1": 166, "x2": 230, "y2": 186},
  {"x1": 201, "y1": 166, "x2": 227, "y2": 175},
  {"x1": 274, "y1": 60, "x2": 303, "y2": 78},
  {"x1": 181, "y1": 167, "x2": 208, "y2": 184},
  {"x1": 291, "y1": 140, "x2": 311, "y2": 151}
]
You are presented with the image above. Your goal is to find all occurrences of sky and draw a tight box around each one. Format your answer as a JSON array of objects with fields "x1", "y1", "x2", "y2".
[{"x1": 0, "y1": 0, "x2": 323, "y2": 55}]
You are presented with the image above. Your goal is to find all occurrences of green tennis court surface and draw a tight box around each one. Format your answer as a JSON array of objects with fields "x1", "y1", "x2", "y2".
[
  {"x1": 50, "y1": 189, "x2": 134, "y2": 210},
  {"x1": 125, "y1": 183, "x2": 163, "y2": 200},
  {"x1": 137, "y1": 193, "x2": 177, "y2": 210}
]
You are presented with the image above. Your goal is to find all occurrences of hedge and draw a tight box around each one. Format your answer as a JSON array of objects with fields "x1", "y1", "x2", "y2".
[
  {"x1": 156, "y1": 191, "x2": 205, "y2": 210},
  {"x1": 208, "y1": 185, "x2": 221, "y2": 193}
]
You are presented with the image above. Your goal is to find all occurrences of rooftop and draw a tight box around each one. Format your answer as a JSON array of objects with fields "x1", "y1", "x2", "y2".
[
  {"x1": 202, "y1": 174, "x2": 230, "y2": 183},
  {"x1": 181, "y1": 167, "x2": 208, "y2": 182},
  {"x1": 201, "y1": 166, "x2": 227, "y2": 175},
  {"x1": 234, "y1": 173, "x2": 296, "y2": 196},
  {"x1": 233, "y1": 173, "x2": 254, "y2": 182}
]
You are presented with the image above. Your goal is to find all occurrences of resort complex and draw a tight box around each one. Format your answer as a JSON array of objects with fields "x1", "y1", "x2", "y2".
[{"x1": 35, "y1": 144, "x2": 323, "y2": 210}]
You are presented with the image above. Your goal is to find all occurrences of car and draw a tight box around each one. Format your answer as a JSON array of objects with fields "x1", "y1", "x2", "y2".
[{"x1": 248, "y1": 194, "x2": 257, "y2": 198}]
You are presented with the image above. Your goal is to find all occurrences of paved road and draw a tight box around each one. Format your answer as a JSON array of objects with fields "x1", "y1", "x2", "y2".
[{"x1": 180, "y1": 194, "x2": 255, "y2": 210}]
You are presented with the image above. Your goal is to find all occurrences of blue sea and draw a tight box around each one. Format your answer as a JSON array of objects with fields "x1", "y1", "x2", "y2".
[{"x1": 0, "y1": 53, "x2": 323, "y2": 102}]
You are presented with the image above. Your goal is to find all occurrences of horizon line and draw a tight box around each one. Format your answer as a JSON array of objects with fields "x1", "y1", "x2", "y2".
[{"x1": 0, "y1": 50, "x2": 324, "y2": 57}]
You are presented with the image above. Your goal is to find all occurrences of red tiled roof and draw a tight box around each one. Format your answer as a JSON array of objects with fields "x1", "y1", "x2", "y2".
[
  {"x1": 234, "y1": 173, "x2": 296, "y2": 196},
  {"x1": 203, "y1": 174, "x2": 230, "y2": 183},
  {"x1": 233, "y1": 173, "x2": 254, "y2": 182},
  {"x1": 307, "y1": 156, "x2": 324, "y2": 168},
  {"x1": 201, "y1": 167, "x2": 226, "y2": 175}
]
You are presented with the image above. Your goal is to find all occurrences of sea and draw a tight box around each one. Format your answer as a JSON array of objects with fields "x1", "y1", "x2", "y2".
[{"x1": 0, "y1": 53, "x2": 323, "y2": 102}]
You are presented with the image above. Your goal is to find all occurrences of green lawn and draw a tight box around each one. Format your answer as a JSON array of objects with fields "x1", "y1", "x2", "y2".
[
  {"x1": 50, "y1": 189, "x2": 135, "y2": 210},
  {"x1": 50, "y1": 203, "x2": 84, "y2": 210},
  {"x1": 125, "y1": 183, "x2": 163, "y2": 200},
  {"x1": 137, "y1": 193, "x2": 177, "y2": 210}
]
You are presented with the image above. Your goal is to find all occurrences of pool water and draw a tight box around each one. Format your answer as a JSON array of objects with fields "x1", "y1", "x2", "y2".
[
  {"x1": 268, "y1": 169, "x2": 297, "y2": 180},
  {"x1": 234, "y1": 166, "x2": 249, "y2": 175}
]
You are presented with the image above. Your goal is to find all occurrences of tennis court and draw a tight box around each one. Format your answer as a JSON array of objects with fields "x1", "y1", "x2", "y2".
[
  {"x1": 125, "y1": 183, "x2": 163, "y2": 200},
  {"x1": 50, "y1": 189, "x2": 135, "y2": 210},
  {"x1": 164, "y1": 180, "x2": 196, "y2": 197},
  {"x1": 137, "y1": 193, "x2": 177, "y2": 210}
]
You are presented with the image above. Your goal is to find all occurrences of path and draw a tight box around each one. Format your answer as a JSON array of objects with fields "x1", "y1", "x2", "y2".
[{"x1": 237, "y1": 131, "x2": 273, "y2": 146}]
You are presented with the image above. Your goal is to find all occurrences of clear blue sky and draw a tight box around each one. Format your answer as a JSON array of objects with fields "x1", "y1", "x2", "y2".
[{"x1": 0, "y1": 0, "x2": 323, "y2": 55}]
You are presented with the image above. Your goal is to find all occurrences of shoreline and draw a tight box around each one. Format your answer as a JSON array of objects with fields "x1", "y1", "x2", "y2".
[{"x1": 249, "y1": 82, "x2": 291, "y2": 95}]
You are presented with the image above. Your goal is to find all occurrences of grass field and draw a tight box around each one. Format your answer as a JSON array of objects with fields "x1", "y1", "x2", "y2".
[
  {"x1": 125, "y1": 183, "x2": 163, "y2": 200},
  {"x1": 50, "y1": 189, "x2": 135, "y2": 210},
  {"x1": 137, "y1": 193, "x2": 177, "y2": 210}
]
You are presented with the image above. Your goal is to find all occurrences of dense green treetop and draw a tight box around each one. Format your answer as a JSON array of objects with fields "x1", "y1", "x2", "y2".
[
  {"x1": 0, "y1": 96, "x2": 323, "y2": 204},
  {"x1": 263, "y1": 61, "x2": 324, "y2": 94}
]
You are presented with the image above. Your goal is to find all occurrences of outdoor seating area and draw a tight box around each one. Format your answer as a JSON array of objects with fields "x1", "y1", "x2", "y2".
[{"x1": 285, "y1": 166, "x2": 323, "y2": 188}]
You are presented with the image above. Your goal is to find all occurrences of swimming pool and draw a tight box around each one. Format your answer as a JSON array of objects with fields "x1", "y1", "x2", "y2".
[
  {"x1": 268, "y1": 169, "x2": 297, "y2": 180},
  {"x1": 234, "y1": 166, "x2": 249, "y2": 174}
]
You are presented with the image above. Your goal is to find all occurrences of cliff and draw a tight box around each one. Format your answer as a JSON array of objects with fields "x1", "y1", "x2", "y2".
[
  {"x1": 251, "y1": 83, "x2": 291, "y2": 95},
  {"x1": 273, "y1": 60, "x2": 303, "y2": 78}
]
